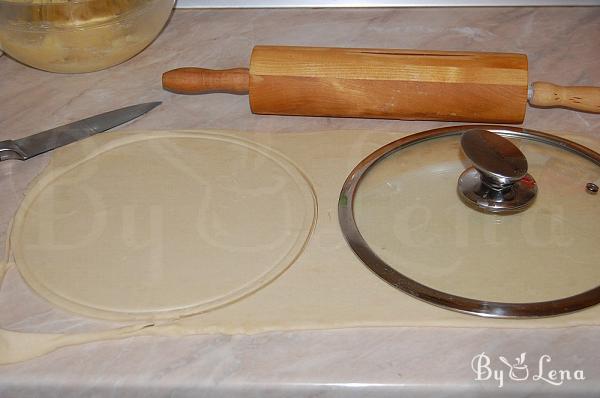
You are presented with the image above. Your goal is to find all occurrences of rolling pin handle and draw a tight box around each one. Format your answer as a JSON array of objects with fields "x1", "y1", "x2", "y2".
[
  {"x1": 529, "y1": 81, "x2": 600, "y2": 113},
  {"x1": 162, "y1": 67, "x2": 249, "y2": 95}
]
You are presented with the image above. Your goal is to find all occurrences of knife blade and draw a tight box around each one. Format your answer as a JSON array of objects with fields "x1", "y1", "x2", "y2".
[{"x1": 0, "y1": 102, "x2": 161, "y2": 161}]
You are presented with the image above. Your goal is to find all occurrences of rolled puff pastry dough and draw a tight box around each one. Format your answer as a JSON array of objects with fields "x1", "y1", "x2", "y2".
[{"x1": 10, "y1": 131, "x2": 317, "y2": 320}]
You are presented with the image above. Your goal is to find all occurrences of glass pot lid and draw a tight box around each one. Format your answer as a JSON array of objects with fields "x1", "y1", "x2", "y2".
[{"x1": 338, "y1": 126, "x2": 600, "y2": 318}]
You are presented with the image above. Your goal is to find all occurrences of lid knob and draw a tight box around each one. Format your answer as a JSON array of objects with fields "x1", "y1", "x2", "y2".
[{"x1": 458, "y1": 130, "x2": 538, "y2": 213}]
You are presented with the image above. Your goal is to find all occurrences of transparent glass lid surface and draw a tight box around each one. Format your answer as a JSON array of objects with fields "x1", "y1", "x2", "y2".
[{"x1": 340, "y1": 126, "x2": 600, "y2": 318}]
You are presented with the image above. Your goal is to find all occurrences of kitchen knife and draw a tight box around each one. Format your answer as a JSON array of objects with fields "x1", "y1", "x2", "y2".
[
  {"x1": 162, "y1": 46, "x2": 600, "y2": 123},
  {"x1": 0, "y1": 102, "x2": 161, "y2": 161}
]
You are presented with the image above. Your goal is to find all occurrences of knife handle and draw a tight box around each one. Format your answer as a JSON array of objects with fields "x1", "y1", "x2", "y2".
[
  {"x1": 162, "y1": 67, "x2": 250, "y2": 95},
  {"x1": 529, "y1": 82, "x2": 600, "y2": 113},
  {"x1": 0, "y1": 140, "x2": 26, "y2": 161}
]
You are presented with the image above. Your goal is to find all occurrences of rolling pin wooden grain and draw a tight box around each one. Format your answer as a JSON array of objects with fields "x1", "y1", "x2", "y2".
[{"x1": 162, "y1": 46, "x2": 600, "y2": 123}]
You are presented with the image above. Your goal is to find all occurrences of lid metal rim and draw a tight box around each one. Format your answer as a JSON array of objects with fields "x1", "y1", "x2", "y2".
[{"x1": 338, "y1": 125, "x2": 600, "y2": 318}]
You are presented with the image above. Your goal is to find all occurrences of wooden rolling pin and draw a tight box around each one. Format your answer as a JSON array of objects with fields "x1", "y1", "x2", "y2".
[{"x1": 162, "y1": 46, "x2": 600, "y2": 123}]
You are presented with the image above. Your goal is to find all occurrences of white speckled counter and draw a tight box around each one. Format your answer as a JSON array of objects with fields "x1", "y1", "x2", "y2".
[{"x1": 0, "y1": 7, "x2": 599, "y2": 397}]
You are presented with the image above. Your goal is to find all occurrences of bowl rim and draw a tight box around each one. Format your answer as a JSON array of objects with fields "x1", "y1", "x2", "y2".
[{"x1": 0, "y1": 0, "x2": 174, "y2": 31}]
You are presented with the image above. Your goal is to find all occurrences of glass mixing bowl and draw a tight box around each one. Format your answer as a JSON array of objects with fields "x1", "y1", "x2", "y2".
[{"x1": 0, "y1": 0, "x2": 175, "y2": 73}]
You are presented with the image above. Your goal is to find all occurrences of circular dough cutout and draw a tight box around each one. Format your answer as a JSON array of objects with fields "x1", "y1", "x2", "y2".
[{"x1": 11, "y1": 132, "x2": 317, "y2": 321}]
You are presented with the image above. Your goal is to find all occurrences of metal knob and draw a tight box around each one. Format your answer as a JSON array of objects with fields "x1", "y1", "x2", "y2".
[{"x1": 458, "y1": 129, "x2": 537, "y2": 213}]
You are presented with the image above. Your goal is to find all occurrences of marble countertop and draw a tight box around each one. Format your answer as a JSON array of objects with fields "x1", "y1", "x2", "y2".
[{"x1": 1, "y1": 6, "x2": 599, "y2": 397}]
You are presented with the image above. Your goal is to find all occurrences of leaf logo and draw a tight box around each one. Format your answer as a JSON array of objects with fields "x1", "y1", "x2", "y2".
[{"x1": 499, "y1": 353, "x2": 529, "y2": 381}]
